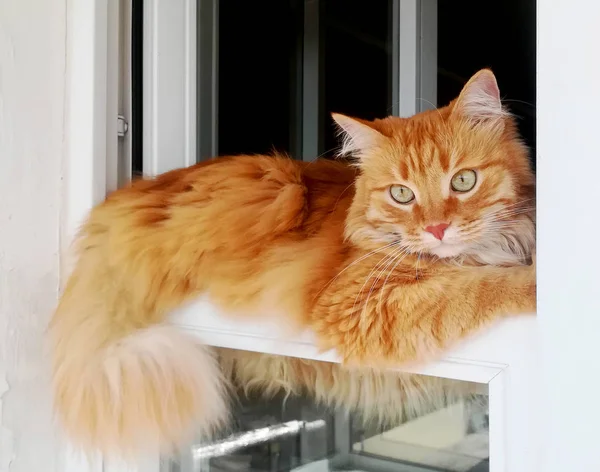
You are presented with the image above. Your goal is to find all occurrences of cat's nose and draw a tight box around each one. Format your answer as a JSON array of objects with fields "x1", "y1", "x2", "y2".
[{"x1": 424, "y1": 223, "x2": 450, "y2": 240}]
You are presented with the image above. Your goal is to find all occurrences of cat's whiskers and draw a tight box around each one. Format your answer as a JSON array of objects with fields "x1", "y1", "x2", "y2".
[
  {"x1": 417, "y1": 98, "x2": 454, "y2": 147},
  {"x1": 479, "y1": 205, "x2": 534, "y2": 223},
  {"x1": 377, "y1": 247, "x2": 411, "y2": 310},
  {"x1": 484, "y1": 209, "x2": 534, "y2": 221},
  {"x1": 464, "y1": 220, "x2": 530, "y2": 239},
  {"x1": 489, "y1": 198, "x2": 534, "y2": 210},
  {"x1": 415, "y1": 250, "x2": 423, "y2": 280},
  {"x1": 456, "y1": 224, "x2": 526, "y2": 245},
  {"x1": 351, "y1": 245, "x2": 406, "y2": 319},
  {"x1": 482, "y1": 204, "x2": 535, "y2": 221},
  {"x1": 313, "y1": 240, "x2": 402, "y2": 301},
  {"x1": 418, "y1": 98, "x2": 444, "y2": 121},
  {"x1": 482, "y1": 220, "x2": 531, "y2": 231},
  {"x1": 305, "y1": 146, "x2": 342, "y2": 166},
  {"x1": 361, "y1": 245, "x2": 410, "y2": 318},
  {"x1": 459, "y1": 210, "x2": 533, "y2": 239},
  {"x1": 482, "y1": 219, "x2": 534, "y2": 234},
  {"x1": 331, "y1": 182, "x2": 356, "y2": 213}
]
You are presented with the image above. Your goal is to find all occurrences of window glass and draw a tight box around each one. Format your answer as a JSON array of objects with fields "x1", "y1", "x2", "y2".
[
  {"x1": 163, "y1": 349, "x2": 490, "y2": 472},
  {"x1": 214, "y1": 0, "x2": 392, "y2": 159},
  {"x1": 437, "y1": 0, "x2": 536, "y2": 161},
  {"x1": 218, "y1": 0, "x2": 303, "y2": 157},
  {"x1": 322, "y1": 0, "x2": 393, "y2": 158}
]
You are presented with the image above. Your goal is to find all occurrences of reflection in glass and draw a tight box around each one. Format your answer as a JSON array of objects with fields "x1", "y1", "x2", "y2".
[{"x1": 164, "y1": 349, "x2": 489, "y2": 472}]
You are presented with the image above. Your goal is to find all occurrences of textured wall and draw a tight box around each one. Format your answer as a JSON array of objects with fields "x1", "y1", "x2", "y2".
[{"x1": 0, "y1": 0, "x2": 65, "y2": 470}]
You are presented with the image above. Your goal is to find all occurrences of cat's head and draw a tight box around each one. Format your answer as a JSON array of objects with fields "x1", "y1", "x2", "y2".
[{"x1": 335, "y1": 69, "x2": 535, "y2": 266}]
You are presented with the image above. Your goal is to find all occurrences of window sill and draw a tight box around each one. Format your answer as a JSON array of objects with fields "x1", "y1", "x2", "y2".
[{"x1": 171, "y1": 296, "x2": 537, "y2": 384}]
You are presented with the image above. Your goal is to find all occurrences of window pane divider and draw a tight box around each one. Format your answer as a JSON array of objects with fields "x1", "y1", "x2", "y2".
[
  {"x1": 302, "y1": 0, "x2": 324, "y2": 161},
  {"x1": 392, "y1": 0, "x2": 438, "y2": 117}
]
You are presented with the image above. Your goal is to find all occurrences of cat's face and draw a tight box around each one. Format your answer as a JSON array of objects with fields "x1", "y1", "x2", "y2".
[{"x1": 336, "y1": 69, "x2": 535, "y2": 266}]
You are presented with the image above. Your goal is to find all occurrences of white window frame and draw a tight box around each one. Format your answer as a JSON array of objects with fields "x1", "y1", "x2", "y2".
[
  {"x1": 143, "y1": 0, "x2": 198, "y2": 175},
  {"x1": 61, "y1": 0, "x2": 600, "y2": 471}
]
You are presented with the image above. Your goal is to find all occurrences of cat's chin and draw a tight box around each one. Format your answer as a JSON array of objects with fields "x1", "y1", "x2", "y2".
[{"x1": 428, "y1": 243, "x2": 467, "y2": 259}]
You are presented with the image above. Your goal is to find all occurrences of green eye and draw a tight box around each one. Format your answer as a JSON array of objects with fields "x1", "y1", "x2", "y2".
[
  {"x1": 389, "y1": 184, "x2": 415, "y2": 204},
  {"x1": 451, "y1": 169, "x2": 477, "y2": 192}
]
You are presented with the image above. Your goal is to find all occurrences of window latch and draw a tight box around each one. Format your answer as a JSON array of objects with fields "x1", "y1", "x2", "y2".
[{"x1": 117, "y1": 115, "x2": 129, "y2": 138}]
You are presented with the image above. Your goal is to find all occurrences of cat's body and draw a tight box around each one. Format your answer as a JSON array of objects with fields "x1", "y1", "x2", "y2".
[{"x1": 50, "y1": 70, "x2": 536, "y2": 458}]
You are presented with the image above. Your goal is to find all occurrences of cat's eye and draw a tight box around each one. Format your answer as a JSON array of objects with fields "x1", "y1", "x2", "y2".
[
  {"x1": 389, "y1": 184, "x2": 415, "y2": 204},
  {"x1": 451, "y1": 169, "x2": 477, "y2": 192}
]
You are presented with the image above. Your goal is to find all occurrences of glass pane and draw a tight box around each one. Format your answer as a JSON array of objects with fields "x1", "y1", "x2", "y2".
[
  {"x1": 350, "y1": 395, "x2": 489, "y2": 472},
  {"x1": 164, "y1": 349, "x2": 489, "y2": 472},
  {"x1": 218, "y1": 0, "x2": 303, "y2": 157},
  {"x1": 210, "y1": 0, "x2": 393, "y2": 160},
  {"x1": 437, "y1": 0, "x2": 536, "y2": 160},
  {"x1": 322, "y1": 0, "x2": 393, "y2": 157}
]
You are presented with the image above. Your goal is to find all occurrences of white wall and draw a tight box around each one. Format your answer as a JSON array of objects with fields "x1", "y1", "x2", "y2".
[
  {"x1": 538, "y1": 1, "x2": 600, "y2": 471},
  {"x1": 0, "y1": 0, "x2": 66, "y2": 470}
]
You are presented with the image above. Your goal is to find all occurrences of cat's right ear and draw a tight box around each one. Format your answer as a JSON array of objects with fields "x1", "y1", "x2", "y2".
[
  {"x1": 332, "y1": 113, "x2": 385, "y2": 159},
  {"x1": 452, "y1": 69, "x2": 507, "y2": 125}
]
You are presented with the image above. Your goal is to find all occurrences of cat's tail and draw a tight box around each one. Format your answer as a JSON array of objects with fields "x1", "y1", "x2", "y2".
[{"x1": 49, "y1": 268, "x2": 229, "y2": 460}]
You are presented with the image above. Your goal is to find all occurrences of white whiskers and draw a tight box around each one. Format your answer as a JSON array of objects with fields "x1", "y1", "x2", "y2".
[
  {"x1": 313, "y1": 240, "x2": 402, "y2": 301},
  {"x1": 359, "y1": 245, "x2": 410, "y2": 319},
  {"x1": 352, "y1": 245, "x2": 406, "y2": 320}
]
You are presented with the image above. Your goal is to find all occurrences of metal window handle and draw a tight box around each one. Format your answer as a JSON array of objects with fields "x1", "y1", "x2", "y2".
[{"x1": 191, "y1": 419, "x2": 326, "y2": 462}]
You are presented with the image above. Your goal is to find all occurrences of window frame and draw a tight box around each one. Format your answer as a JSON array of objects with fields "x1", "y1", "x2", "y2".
[{"x1": 142, "y1": 0, "x2": 198, "y2": 175}]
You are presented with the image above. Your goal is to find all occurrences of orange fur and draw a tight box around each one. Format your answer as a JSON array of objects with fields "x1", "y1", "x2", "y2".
[{"x1": 49, "y1": 69, "x2": 535, "y2": 459}]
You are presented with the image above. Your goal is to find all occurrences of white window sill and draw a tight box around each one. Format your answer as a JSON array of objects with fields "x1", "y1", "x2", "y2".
[{"x1": 171, "y1": 296, "x2": 537, "y2": 384}]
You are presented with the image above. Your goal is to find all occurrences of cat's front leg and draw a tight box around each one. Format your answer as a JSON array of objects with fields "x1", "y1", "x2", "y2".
[{"x1": 310, "y1": 262, "x2": 535, "y2": 369}]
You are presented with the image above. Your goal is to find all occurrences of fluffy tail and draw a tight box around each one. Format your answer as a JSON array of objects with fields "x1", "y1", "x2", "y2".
[{"x1": 49, "y1": 272, "x2": 229, "y2": 459}]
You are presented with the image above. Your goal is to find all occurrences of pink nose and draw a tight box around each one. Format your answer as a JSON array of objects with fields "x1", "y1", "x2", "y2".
[{"x1": 424, "y1": 223, "x2": 450, "y2": 240}]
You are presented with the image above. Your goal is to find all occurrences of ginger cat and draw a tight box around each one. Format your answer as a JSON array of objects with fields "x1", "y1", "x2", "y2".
[{"x1": 49, "y1": 69, "x2": 536, "y2": 459}]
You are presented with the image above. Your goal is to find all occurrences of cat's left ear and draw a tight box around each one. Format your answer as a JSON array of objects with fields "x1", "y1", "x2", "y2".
[
  {"x1": 332, "y1": 113, "x2": 385, "y2": 158},
  {"x1": 453, "y1": 69, "x2": 507, "y2": 125}
]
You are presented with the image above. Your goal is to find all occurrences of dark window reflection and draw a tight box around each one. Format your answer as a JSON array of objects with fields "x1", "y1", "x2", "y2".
[
  {"x1": 322, "y1": 0, "x2": 393, "y2": 158},
  {"x1": 438, "y1": 0, "x2": 536, "y2": 162},
  {"x1": 218, "y1": 0, "x2": 303, "y2": 157}
]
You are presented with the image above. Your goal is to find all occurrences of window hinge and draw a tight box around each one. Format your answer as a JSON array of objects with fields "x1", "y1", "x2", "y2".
[{"x1": 117, "y1": 115, "x2": 129, "y2": 137}]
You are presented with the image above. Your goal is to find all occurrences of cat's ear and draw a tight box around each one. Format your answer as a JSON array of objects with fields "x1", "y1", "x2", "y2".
[
  {"x1": 332, "y1": 113, "x2": 385, "y2": 158},
  {"x1": 453, "y1": 69, "x2": 507, "y2": 124}
]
